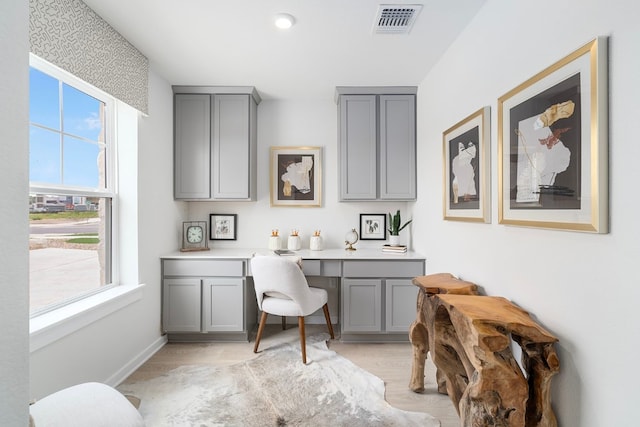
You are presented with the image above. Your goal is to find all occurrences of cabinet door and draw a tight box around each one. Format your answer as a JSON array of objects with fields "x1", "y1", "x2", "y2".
[
  {"x1": 339, "y1": 95, "x2": 378, "y2": 200},
  {"x1": 202, "y1": 278, "x2": 244, "y2": 332},
  {"x1": 212, "y1": 95, "x2": 255, "y2": 200},
  {"x1": 385, "y1": 279, "x2": 418, "y2": 332},
  {"x1": 163, "y1": 278, "x2": 202, "y2": 332},
  {"x1": 174, "y1": 94, "x2": 211, "y2": 199},
  {"x1": 379, "y1": 95, "x2": 416, "y2": 200},
  {"x1": 342, "y1": 279, "x2": 382, "y2": 332}
]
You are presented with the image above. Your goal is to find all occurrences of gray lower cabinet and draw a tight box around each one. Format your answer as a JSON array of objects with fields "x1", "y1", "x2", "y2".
[
  {"x1": 163, "y1": 278, "x2": 202, "y2": 332},
  {"x1": 342, "y1": 279, "x2": 382, "y2": 332},
  {"x1": 337, "y1": 87, "x2": 417, "y2": 201},
  {"x1": 173, "y1": 87, "x2": 259, "y2": 201},
  {"x1": 202, "y1": 278, "x2": 244, "y2": 332},
  {"x1": 340, "y1": 260, "x2": 423, "y2": 341},
  {"x1": 162, "y1": 259, "x2": 256, "y2": 341}
]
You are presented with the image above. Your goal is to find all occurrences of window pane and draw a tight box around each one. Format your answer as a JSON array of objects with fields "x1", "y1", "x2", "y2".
[
  {"x1": 63, "y1": 84, "x2": 104, "y2": 142},
  {"x1": 29, "y1": 195, "x2": 111, "y2": 313},
  {"x1": 29, "y1": 126, "x2": 61, "y2": 185},
  {"x1": 29, "y1": 67, "x2": 60, "y2": 130},
  {"x1": 63, "y1": 135, "x2": 102, "y2": 188}
]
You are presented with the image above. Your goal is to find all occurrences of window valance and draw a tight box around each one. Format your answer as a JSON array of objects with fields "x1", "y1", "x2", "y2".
[{"x1": 29, "y1": 0, "x2": 148, "y2": 114}]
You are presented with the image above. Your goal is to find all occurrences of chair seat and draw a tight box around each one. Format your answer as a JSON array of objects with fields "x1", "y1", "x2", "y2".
[{"x1": 261, "y1": 287, "x2": 328, "y2": 317}]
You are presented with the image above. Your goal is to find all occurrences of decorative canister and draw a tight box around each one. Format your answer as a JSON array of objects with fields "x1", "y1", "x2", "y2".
[
  {"x1": 268, "y1": 230, "x2": 281, "y2": 250},
  {"x1": 310, "y1": 230, "x2": 323, "y2": 251},
  {"x1": 288, "y1": 230, "x2": 301, "y2": 251}
]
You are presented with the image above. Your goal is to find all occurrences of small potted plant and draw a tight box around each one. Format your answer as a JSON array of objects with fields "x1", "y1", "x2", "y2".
[{"x1": 387, "y1": 210, "x2": 412, "y2": 246}]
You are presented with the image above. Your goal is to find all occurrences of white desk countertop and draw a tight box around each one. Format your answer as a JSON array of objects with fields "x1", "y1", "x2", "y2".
[{"x1": 162, "y1": 248, "x2": 425, "y2": 261}]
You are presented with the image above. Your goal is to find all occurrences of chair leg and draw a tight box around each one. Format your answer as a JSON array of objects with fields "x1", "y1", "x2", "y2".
[
  {"x1": 322, "y1": 303, "x2": 335, "y2": 339},
  {"x1": 282, "y1": 316, "x2": 286, "y2": 330},
  {"x1": 298, "y1": 316, "x2": 307, "y2": 364},
  {"x1": 254, "y1": 311, "x2": 268, "y2": 353}
]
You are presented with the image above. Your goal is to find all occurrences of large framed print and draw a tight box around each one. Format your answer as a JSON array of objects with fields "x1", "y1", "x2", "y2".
[
  {"x1": 498, "y1": 37, "x2": 608, "y2": 233},
  {"x1": 443, "y1": 106, "x2": 491, "y2": 223},
  {"x1": 270, "y1": 146, "x2": 322, "y2": 207}
]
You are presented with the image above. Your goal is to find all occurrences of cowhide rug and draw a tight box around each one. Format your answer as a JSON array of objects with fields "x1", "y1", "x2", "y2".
[{"x1": 118, "y1": 333, "x2": 440, "y2": 426}]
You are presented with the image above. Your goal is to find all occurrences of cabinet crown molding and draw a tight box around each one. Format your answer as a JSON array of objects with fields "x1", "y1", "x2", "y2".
[
  {"x1": 334, "y1": 86, "x2": 417, "y2": 103},
  {"x1": 172, "y1": 86, "x2": 261, "y2": 104}
]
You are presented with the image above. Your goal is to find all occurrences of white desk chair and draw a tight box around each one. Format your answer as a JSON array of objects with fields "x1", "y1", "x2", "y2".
[{"x1": 250, "y1": 255, "x2": 335, "y2": 363}]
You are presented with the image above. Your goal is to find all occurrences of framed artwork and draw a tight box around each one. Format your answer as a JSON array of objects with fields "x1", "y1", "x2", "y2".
[
  {"x1": 359, "y1": 214, "x2": 386, "y2": 240},
  {"x1": 498, "y1": 36, "x2": 608, "y2": 233},
  {"x1": 209, "y1": 214, "x2": 237, "y2": 240},
  {"x1": 443, "y1": 106, "x2": 491, "y2": 223},
  {"x1": 270, "y1": 146, "x2": 322, "y2": 207}
]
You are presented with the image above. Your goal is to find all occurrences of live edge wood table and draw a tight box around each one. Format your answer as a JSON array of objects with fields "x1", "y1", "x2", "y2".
[{"x1": 409, "y1": 273, "x2": 560, "y2": 427}]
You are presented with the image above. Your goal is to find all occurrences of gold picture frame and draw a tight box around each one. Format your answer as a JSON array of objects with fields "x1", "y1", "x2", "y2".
[
  {"x1": 498, "y1": 36, "x2": 608, "y2": 233},
  {"x1": 443, "y1": 106, "x2": 491, "y2": 223},
  {"x1": 270, "y1": 146, "x2": 322, "y2": 207}
]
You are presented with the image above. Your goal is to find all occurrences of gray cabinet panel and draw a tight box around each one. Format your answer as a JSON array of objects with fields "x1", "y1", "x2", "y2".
[
  {"x1": 202, "y1": 278, "x2": 244, "y2": 332},
  {"x1": 173, "y1": 88, "x2": 258, "y2": 201},
  {"x1": 337, "y1": 89, "x2": 417, "y2": 201},
  {"x1": 339, "y1": 95, "x2": 377, "y2": 200},
  {"x1": 174, "y1": 94, "x2": 211, "y2": 199},
  {"x1": 385, "y1": 279, "x2": 418, "y2": 332},
  {"x1": 163, "y1": 278, "x2": 202, "y2": 332},
  {"x1": 342, "y1": 279, "x2": 382, "y2": 332},
  {"x1": 212, "y1": 95, "x2": 252, "y2": 199},
  {"x1": 379, "y1": 95, "x2": 416, "y2": 200}
]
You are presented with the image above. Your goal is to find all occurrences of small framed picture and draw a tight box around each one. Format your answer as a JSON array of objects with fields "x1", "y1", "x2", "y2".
[
  {"x1": 209, "y1": 214, "x2": 237, "y2": 240},
  {"x1": 359, "y1": 213, "x2": 386, "y2": 240}
]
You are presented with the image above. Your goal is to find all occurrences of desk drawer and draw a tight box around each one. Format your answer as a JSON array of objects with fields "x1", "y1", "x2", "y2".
[
  {"x1": 163, "y1": 259, "x2": 244, "y2": 277},
  {"x1": 303, "y1": 260, "x2": 342, "y2": 276},
  {"x1": 343, "y1": 260, "x2": 424, "y2": 278}
]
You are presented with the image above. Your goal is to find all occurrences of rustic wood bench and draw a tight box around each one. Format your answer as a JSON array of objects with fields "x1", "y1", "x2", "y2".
[{"x1": 409, "y1": 274, "x2": 560, "y2": 427}]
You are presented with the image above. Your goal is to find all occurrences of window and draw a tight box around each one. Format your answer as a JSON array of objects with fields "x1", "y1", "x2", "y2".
[{"x1": 29, "y1": 55, "x2": 116, "y2": 315}]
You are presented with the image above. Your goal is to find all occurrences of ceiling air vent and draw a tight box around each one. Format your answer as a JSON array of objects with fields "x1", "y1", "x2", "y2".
[{"x1": 373, "y1": 4, "x2": 423, "y2": 34}]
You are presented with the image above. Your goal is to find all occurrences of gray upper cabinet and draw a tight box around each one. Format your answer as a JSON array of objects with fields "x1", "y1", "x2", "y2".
[
  {"x1": 174, "y1": 94, "x2": 211, "y2": 199},
  {"x1": 173, "y1": 86, "x2": 260, "y2": 201},
  {"x1": 337, "y1": 87, "x2": 417, "y2": 201}
]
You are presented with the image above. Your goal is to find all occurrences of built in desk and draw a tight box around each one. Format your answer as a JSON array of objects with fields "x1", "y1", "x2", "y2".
[{"x1": 160, "y1": 248, "x2": 425, "y2": 342}]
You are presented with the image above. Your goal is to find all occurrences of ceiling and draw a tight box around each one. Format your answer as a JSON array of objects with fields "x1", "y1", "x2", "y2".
[{"x1": 82, "y1": 0, "x2": 485, "y2": 101}]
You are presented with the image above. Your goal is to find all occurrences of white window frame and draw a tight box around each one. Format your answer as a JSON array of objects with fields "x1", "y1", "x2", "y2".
[{"x1": 28, "y1": 53, "x2": 121, "y2": 316}]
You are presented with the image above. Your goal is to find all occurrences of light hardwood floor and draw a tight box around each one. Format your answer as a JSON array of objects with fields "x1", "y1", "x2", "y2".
[{"x1": 121, "y1": 325, "x2": 460, "y2": 426}]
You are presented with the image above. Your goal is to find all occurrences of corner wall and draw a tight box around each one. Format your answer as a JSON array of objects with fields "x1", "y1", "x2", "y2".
[
  {"x1": 413, "y1": 1, "x2": 640, "y2": 426},
  {"x1": 0, "y1": 1, "x2": 30, "y2": 426}
]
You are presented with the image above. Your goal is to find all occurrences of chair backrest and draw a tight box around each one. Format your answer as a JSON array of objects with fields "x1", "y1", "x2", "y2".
[{"x1": 250, "y1": 255, "x2": 319, "y2": 314}]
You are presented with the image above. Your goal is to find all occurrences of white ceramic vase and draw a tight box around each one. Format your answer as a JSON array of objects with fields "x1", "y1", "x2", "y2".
[
  {"x1": 268, "y1": 235, "x2": 281, "y2": 250},
  {"x1": 310, "y1": 235, "x2": 323, "y2": 251},
  {"x1": 287, "y1": 235, "x2": 301, "y2": 251}
]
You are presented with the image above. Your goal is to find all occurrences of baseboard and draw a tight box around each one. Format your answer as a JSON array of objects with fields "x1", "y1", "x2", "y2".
[{"x1": 107, "y1": 334, "x2": 168, "y2": 387}]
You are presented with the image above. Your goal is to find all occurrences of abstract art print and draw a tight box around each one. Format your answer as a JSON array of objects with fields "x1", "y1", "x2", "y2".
[
  {"x1": 270, "y1": 147, "x2": 322, "y2": 207},
  {"x1": 498, "y1": 37, "x2": 608, "y2": 233},
  {"x1": 443, "y1": 106, "x2": 491, "y2": 222}
]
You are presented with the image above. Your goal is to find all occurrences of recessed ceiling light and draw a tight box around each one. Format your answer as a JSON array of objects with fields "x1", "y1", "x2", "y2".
[{"x1": 274, "y1": 13, "x2": 295, "y2": 29}]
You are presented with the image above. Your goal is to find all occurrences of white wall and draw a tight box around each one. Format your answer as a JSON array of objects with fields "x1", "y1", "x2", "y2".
[
  {"x1": 0, "y1": 1, "x2": 30, "y2": 425},
  {"x1": 188, "y1": 98, "x2": 413, "y2": 249},
  {"x1": 413, "y1": 1, "x2": 640, "y2": 426}
]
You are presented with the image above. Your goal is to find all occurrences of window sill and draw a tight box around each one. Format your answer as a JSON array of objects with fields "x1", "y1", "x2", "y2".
[{"x1": 29, "y1": 284, "x2": 145, "y2": 353}]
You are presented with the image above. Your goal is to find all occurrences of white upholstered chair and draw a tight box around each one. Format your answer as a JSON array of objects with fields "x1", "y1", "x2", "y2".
[{"x1": 250, "y1": 255, "x2": 335, "y2": 363}]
